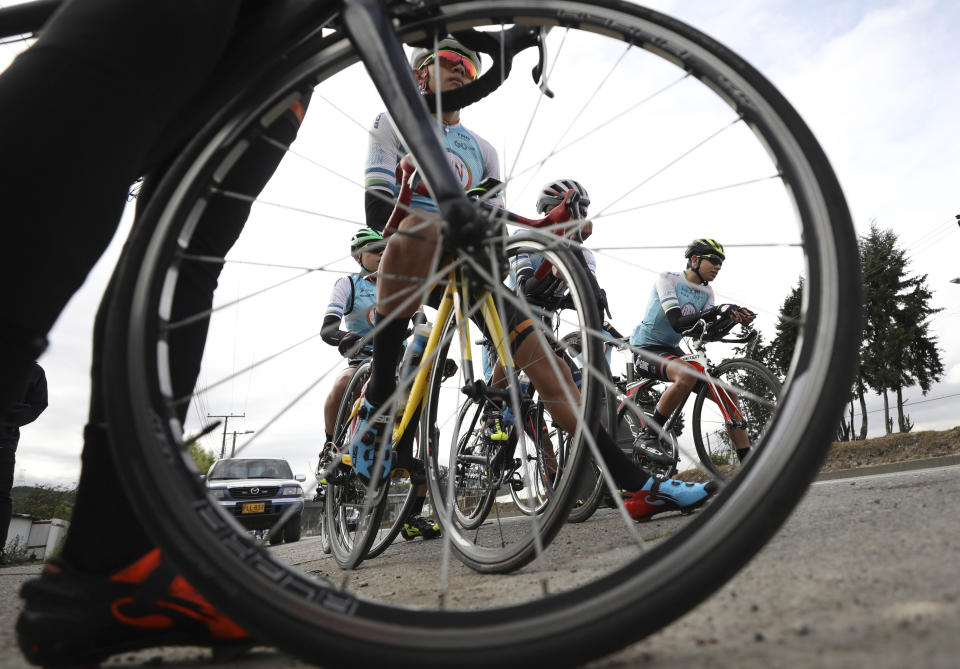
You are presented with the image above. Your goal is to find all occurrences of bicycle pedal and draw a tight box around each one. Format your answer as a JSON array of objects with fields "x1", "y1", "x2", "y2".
[
  {"x1": 509, "y1": 474, "x2": 525, "y2": 491},
  {"x1": 391, "y1": 467, "x2": 411, "y2": 479}
]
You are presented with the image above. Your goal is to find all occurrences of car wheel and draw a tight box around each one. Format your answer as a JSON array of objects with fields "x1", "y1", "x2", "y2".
[{"x1": 284, "y1": 512, "x2": 302, "y2": 543}]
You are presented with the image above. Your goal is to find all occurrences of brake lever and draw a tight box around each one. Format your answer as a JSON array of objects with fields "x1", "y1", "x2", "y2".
[{"x1": 532, "y1": 27, "x2": 555, "y2": 98}]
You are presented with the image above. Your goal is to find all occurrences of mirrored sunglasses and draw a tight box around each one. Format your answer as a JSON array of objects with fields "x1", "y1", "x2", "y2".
[{"x1": 422, "y1": 50, "x2": 478, "y2": 80}]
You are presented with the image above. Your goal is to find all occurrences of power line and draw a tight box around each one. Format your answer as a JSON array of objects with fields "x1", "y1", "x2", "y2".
[{"x1": 842, "y1": 391, "x2": 960, "y2": 419}]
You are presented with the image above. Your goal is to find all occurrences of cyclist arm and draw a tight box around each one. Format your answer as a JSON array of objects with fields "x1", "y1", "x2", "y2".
[
  {"x1": 363, "y1": 112, "x2": 403, "y2": 232},
  {"x1": 322, "y1": 277, "x2": 356, "y2": 348}
]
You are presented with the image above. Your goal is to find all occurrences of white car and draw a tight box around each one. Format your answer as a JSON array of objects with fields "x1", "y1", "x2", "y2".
[{"x1": 205, "y1": 457, "x2": 305, "y2": 544}]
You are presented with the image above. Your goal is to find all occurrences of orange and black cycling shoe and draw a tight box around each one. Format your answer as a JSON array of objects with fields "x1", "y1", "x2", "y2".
[{"x1": 17, "y1": 549, "x2": 254, "y2": 666}]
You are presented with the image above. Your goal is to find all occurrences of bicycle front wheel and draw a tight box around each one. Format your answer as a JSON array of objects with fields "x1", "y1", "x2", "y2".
[
  {"x1": 422, "y1": 232, "x2": 603, "y2": 573},
  {"x1": 692, "y1": 358, "x2": 781, "y2": 479},
  {"x1": 325, "y1": 361, "x2": 391, "y2": 569},
  {"x1": 97, "y1": 1, "x2": 859, "y2": 666}
]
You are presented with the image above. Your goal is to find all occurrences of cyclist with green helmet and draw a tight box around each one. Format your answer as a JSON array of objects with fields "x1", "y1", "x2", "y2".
[
  {"x1": 318, "y1": 228, "x2": 439, "y2": 541},
  {"x1": 624, "y1": 239, "x2": 756, "y2": 519}
]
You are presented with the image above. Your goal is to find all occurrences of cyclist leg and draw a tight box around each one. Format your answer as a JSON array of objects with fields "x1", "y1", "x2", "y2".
[
  {"x1": 353, "y1": 212, "x2": 441, "y2": 482},
  {"x1": 366, "y1": 211, "x2": 442, "y2": 404},
  {"x1": 0, "y1": 0, "x2": 241, "y2": 413},
  {"x1": 15, "y1": 16, "x2": 309, "y2": 659},
  {"x1": 325, "y1": 366, "x2": 357, "y2": 438}
]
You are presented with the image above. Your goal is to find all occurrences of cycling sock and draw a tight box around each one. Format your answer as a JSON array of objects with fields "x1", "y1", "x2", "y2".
[
  {"x1": 366, "y1": 312, "x2": 410, "y2": 406},
  {"x1": 736, "y1": 447, "x2": 750, "y2": 462},
  {"x1": 651, "y1": 410, "x2": 668, "y2": 428},
  {"x1": 594, "y1": 427, "x2": 650, "y2": 491},
  {"x1": 325, "y1": 432, "x2": 332, "y2": 443},
  {"x1": 408, "y1": 495, "x2": 426, "y2": 517}
]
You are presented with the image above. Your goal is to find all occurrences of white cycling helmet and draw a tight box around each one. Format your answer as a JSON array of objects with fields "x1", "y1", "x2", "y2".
[
  {"x1": 409, "y1": 36, "x2": 481, "y2": 75},
  {"x1": 536, "y1": 179, "x2": 591, "y2": 219}
]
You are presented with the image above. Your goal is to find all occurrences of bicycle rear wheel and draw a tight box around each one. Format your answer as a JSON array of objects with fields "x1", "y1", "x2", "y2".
[
  {"x1": 94, "y1": 2, "x2": 859, "y2": 666},
  {"x1": 445, "y1": 395, "x2": 500, "y2": 530}
]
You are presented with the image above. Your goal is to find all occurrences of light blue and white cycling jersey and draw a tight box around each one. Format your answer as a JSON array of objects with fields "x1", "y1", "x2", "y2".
[
  {"x1": 630, "y1": 271, "x2": 715, "y2": 349},
  {"x1": 364, "y1": 112, "x2": 502, "y2": 212},
  {"x1": 326, "y1": 273, "x2": 378, "y2": 339},
  {"x1": 509, "y1": 244, "x2": 597, "y2": 290}
]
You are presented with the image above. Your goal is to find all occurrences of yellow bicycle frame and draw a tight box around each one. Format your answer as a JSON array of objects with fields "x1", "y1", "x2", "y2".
[{"x1": 341, "y1": 268, "x2": 516, "y2": 464}]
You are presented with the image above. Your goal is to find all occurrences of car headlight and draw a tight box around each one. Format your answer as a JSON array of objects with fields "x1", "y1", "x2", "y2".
[
  {"x1": 208, "y1": 488, "x2": 226, "y2": 500},
  {"x1": 281, "y1": 486, "x2": 303, "y2": 497}
]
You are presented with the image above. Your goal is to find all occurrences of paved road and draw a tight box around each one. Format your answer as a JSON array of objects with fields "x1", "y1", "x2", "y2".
[{"x1": 2, "y1": 462, "x2": 958, "y2": 668}]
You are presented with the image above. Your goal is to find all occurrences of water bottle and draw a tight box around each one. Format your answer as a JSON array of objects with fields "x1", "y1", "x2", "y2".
[{"x1": 400, "y1": 322, "x2": 432, "y2": 381}]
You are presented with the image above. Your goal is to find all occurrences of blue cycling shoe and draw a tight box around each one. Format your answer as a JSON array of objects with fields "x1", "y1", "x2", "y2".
[
  {"x1": 623, "y1": 476, "x2": 717, "y2": 522},
  {"x1": 349, "y1": 398, "x2": 395, "y2": 485}
]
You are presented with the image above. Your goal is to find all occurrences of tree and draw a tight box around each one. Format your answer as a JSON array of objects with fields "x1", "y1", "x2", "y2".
[
  {"x1": 859, "y1": 223, "x2": 944, "y2": 433},
  {"x1": 766, "y1": 278, "x2": 802, "y2": 380},
  {"x1": 13, "y1": 484, "x2": 76, "y2": 520},
  {"x1": 890, "y1": 276, "x2": 944, "y2": 430},
  {"x1": 190, "y1": 442, "x2": 217, "y2": 475}
]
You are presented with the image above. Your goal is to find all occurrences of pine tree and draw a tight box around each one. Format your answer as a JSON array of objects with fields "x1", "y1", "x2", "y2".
[
  {"x1": 859, "y1": 223, "x2": 944, "y2": 433},
  {"x1": 766, "y1": 278, "x2": 802, "y2": 380}
]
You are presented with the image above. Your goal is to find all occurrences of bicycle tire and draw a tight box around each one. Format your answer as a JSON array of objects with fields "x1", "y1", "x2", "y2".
[
  {"x1": 325, "y1": 361, "x2": 390, "y2": 569},
  {"x1": 447, "y1": 395, "x2": 499, "y2": 531},
  {"x1": 560, "y1": 332, "x2": 616, "y2": 524},
  {"x1": 422, "y1": 232, "x2": 603, "y2": 573},
  {"x1": 692, "y1": 358, "x2": 781, "y2": 480},
  {"x1": 92, "y1": 2, "x2": 860, "y2": 666},
  {"x1": 507, "y1": 398, "x2": 560, "y2": 516}
]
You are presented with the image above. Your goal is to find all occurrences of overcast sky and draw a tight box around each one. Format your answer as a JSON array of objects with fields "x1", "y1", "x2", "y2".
[{"x1": 6, "y1": 0, "x2": 959, "y2": 487}]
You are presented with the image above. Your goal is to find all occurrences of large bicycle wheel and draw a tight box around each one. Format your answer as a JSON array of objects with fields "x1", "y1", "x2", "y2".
[
  {"x1": 90, "y1": 2, "x2": 859, "y2": 666},
  {"x1": 423, "y1": 232, "x2": 603, "y2": 573},
  {"x1": 692, "y1": 358, "x2": 781, "y2": 480}
]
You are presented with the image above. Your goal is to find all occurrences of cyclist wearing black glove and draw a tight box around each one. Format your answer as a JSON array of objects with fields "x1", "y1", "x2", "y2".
[
  {"x1": 317, "y1": 228, "x2": 440, "y2": 541},
  {"x1": 320, "y1": 228, "x2": 383, "y2": 448},
  {"x1": 629, "y1": 239, "x2": 757, "y2": 471}
]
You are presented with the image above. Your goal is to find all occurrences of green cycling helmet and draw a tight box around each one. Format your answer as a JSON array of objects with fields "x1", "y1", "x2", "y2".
[{"x1": 350, "y1": 227, "x2": 384, "y2": 255}]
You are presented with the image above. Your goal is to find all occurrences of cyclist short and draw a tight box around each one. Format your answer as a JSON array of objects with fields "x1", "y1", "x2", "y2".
[
  {"x1": 425, "y1": 279, "x2": 535, "y2": 357},
  {"x1": 634, "y1": 345, "x2": 685, "y2": 382}
]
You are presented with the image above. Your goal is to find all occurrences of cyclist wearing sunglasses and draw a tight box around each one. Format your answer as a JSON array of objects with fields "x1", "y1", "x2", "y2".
[
  {"x1": 353, "y1": 41, "x2": 656, "y2": 496},
  {"x1": 628, "y1": 238, "x2": 757, "y2": 478}
]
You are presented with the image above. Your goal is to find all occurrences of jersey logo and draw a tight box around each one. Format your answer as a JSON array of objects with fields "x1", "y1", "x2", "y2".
[{"x1": 446, "y1": 150, "x2": 473, "y2": 188}]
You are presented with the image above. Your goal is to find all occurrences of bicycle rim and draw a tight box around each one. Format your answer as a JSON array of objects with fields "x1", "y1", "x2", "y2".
[
  {"x1": 101, "y1": 2, "x2": 859, "y2": 666},
  {"x1": 692, "y1": 358, "x2": 781, "y2": 480}
]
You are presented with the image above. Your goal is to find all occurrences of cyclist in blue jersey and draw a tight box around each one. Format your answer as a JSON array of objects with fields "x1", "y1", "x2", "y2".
[
  {"x1": 320, "y1": 228, "x2": 384, "y2": 443},
  {"x1": 317, "y1": 228, "x2": 439, "y2": 541},
  {"x1": 628, "y1": 239, "x2": 757, "y2": 489},
  {"x1": 351, "y1": 38, "x2": 656, "y2": 502}
]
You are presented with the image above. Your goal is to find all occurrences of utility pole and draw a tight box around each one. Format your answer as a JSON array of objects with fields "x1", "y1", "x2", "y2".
[
  {"x1": 230, "y1": 430, "x2": 256, "y2": 457},
  {"x1": 208, "y1": 413, "x2": 246, "y2": 458}
]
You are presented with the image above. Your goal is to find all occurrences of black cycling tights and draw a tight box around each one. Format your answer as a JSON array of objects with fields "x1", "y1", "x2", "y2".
[{"x1": 0, "y1": 0, "x2": 311, "y2": 572}]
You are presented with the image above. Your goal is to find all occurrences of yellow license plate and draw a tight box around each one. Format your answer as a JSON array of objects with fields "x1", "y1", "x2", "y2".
[{"x1": 241, "y1": 502, "x2": 266, "y2": 514}]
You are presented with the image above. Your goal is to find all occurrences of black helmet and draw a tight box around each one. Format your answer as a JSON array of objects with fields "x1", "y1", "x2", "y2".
[
  {"x1": 684, "y1": 238, "x2": 725, "y2": 261},
  {"x1": 536, "y1": 179, "x2": 590, "y2": 219}
]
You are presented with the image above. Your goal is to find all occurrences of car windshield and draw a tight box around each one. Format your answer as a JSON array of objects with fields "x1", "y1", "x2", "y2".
[{"x1": 208, "y1": 459, "x2": 293, "y2": 480}]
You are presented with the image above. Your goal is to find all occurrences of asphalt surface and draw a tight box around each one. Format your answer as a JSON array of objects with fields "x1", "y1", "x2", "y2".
[{"x1": 2, "y1": 459, "x2": 958, "y2": 668}]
